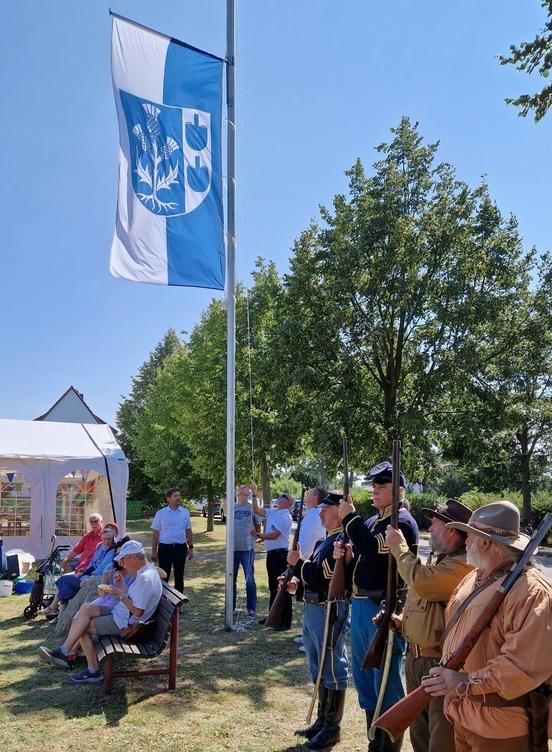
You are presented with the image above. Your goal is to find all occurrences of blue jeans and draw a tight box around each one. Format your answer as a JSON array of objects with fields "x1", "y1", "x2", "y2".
[
  {"x1": 350, "y1": 596, "x2": 405, "y2": 711},
  {"x1": 233, "y1": 549, "x2": 257, "y2": 614},
  {"x1": 303, "y1": 600, "x2": 349, "y2": 691}
]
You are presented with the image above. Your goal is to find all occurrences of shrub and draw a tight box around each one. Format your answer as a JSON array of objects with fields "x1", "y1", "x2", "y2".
[{"x1": 351, "y1": 490, "x2": 447, "y2": 530}]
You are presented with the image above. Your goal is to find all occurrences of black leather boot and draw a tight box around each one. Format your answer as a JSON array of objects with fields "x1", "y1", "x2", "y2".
[
  {"x1": 306, "y1": 689, "x2": 346, "y2": 749},
  {"x1": 367, "y1": 721, "x2": 403, "y2": 752},
  {"x1": 296, "y1": 686, "x2": 327, "y2": 739}
]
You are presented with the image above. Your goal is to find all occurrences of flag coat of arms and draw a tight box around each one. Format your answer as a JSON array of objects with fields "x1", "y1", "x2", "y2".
[{"x1": 110, "y1": 14, "x2": 225, "y2": 289}]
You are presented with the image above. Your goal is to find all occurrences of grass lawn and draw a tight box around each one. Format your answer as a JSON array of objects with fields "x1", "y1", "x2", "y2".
[{"x1": 0, "y1": 516, "x2": 413, "y2": 752}]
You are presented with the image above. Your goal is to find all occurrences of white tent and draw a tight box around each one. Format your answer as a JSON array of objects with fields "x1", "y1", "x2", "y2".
[{"x1": 0, "y1": 418, "x2": 128, "y2": 557}]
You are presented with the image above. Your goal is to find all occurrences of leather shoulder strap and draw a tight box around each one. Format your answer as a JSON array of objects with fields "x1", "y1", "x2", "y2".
[{"x1": 440, "y1": 567, "x2": 507, "y2": 646}]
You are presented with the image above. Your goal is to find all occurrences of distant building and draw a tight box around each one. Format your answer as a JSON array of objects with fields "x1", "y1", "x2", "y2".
[{"x1": 35, "y1": 386, "x2": 109, "y2": 427}]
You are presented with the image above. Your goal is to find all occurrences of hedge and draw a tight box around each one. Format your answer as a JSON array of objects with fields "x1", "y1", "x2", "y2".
[{"x1": 352, "y1": 489, "x2": 551, "y2": 537}]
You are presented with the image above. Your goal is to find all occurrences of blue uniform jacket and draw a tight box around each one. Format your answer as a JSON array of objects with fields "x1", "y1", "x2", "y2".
[
  {"x1": 296, "y1": 528, "x2": 348, "y2": 602},
  {"x1": 343, "y1": 504, "x2": 419, "y2": 594}
]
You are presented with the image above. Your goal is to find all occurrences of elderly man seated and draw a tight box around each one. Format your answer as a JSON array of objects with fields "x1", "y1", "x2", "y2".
[{"x1": 38, "y1": 540, "x2": 162, "y2": 684}]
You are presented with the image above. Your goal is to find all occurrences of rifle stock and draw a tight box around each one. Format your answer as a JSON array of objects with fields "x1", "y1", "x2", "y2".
[
  {"x1": 374, "y1": 511, "x2": 552, "y2": 742},
  {"x1": 362, "y1": 440, "x2": 400, "y2": 670},
  {"x1": 264, "y1": 487, "x2": 305, "y2": 629},
  {"x1": 362, "y1": 615, "x2": 391, "y2": 669}
]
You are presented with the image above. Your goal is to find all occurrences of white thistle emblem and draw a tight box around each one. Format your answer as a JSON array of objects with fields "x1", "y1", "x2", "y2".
[{"x1": 132, "y1": 103, "x2": 180, "y2": 213}]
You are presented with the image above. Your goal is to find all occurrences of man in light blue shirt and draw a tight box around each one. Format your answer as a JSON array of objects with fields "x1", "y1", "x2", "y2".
[{"x1": 151, "y1": 487, "x2": 193, "y2": 593}]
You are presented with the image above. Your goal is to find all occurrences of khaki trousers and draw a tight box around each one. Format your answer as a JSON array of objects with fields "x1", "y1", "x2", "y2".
[
  {"x1": 404, "y1": 653, "x2": 455, "y2": 752},
  {"x1": 454, "y1": 724, "x2": 529, "y2": 752}
]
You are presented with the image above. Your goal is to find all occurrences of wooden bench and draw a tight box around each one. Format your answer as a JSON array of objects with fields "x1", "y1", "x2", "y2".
[{"x1": 95, "y1": 582, "x2": 186, "y2": 693}]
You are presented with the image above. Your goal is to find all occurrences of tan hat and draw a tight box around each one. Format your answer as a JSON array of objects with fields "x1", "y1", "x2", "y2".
[{"x1": 446, "y1": 500, "x2": 530, "y2": 552}]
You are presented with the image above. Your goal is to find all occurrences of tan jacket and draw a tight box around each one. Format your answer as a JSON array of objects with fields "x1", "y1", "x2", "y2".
[
  {"x1": 390, "y1": 541, "x2": 473, "y2": 648},
  {"x1": 443, "y1": 566, "x2": 552, "y2": 739}
]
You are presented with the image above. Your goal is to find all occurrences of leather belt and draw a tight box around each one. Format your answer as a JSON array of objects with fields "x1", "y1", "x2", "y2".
[
  {"x1": 352, "y1": 587, "x2": 384, "y2": 599},
  {"x1": 304, "y1": 592, "x2": 324, "y2": 605},
  {"x1": 408, "y1": 643, "x2": 441, "y2": 659},
  {"x1": 469, "y1": 692, "x2": 530, "y2": 708}
]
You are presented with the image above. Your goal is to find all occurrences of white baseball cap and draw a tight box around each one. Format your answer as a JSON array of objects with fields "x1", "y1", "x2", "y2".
[{"x1": 113, "y1": 540, "x2": 144, "y2": 561}]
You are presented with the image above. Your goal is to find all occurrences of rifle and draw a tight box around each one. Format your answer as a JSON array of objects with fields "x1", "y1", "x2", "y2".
[
  {"x1": 306, "y1": 437, "x2": 350, "y2": 723},
  {"x1": 373, "y1": 511, "x2": 552, "y2": 743},
  {"x1": 264, "y1": 486, "x2": 305, "y2": 629},
  {"x1": 362, "y1": 439, "x2": 401, "y2": 669}
]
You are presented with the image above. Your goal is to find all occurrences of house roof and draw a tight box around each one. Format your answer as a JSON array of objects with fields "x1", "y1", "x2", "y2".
[{"x1": 35, "y1": 386, "x2": 107, "y2": 425}]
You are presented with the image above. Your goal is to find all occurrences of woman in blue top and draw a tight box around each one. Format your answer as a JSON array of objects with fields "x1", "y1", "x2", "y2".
[{"x1": 42, "y1": 527, "x2": 117, "y2": 617}]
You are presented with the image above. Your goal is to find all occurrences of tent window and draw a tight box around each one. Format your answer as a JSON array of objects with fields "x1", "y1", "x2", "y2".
[
  {"x1": 0, "y1": 472, "x2": 31, "y2": 537},
  {"x1": 55, "y1": 470, "x2": 110, "y2": 536}
]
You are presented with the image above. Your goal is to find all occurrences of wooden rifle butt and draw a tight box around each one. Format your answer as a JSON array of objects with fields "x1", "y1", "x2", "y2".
[
  {"x1": 264, "y1": 568, "x2": 292, "y2": 629},
  {"x1": 328, "y1": 558, "x2": 347, "y2": 601},
  {"x1": 373, "y1": 685, "x2": 430, "y2": 741},
  {"x1": 362, "y1": 618, "x2": 387, "y2": 669}
]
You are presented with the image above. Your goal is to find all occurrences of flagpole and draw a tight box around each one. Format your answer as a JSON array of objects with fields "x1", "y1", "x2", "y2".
[{"x1": 224, "y1": 0, "x2": 236, "y2": 631}]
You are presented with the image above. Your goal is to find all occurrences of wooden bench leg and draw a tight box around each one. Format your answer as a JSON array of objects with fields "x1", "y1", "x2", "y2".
[
  {"x1": 168, "y1": 608, "x2": 179, "y2": 690},
  {"x1": 104, "y1": 655, "x2": 114, "y2": 694}
]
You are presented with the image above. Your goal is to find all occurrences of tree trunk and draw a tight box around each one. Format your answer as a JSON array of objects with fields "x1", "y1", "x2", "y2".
[
  {"x1": 317, "y1": 456, "x2": 327, "y2": 488},
  {"x1": 206, "y1": 482, "x2": 214, "y2": 533},
  {"x1": 383, "y1": 372, "x2": 398, "y2": 449},
  {"x1": 519, "y1": 426, "x2": 532, "y2": 524},
  {"x1": 260, "y1": 453, "x2": 270, "y2": 507}
]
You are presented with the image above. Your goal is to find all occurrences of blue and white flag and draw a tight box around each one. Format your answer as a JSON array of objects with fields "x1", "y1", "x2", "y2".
[{"x1": 110, "y1": 14, "x2": 225, "y2": 289}]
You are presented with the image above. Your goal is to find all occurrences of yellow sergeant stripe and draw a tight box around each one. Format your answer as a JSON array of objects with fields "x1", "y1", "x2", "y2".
[
  {"x1": 322, "y1": 559, "x2": 333, "y2": 580},
  {"x1": 376, "y1": 533, "x2": 389, "y2": 554}
]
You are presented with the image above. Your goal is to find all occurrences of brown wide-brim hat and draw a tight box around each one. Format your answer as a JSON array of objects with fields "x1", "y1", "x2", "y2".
[
  {"x1": 421, "y1": 498, "x2": 472, "y2": 525},
  {"x1": 446, "y1": 500, "x2": 530, "y2": 552}
]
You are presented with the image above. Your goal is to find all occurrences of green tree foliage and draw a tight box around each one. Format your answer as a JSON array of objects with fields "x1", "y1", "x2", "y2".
[
  {"x1": 242, "y1": 259, "x2": 310, "y2": 500},
  {"x1": 129, "y1": 264, "x2": 304, "y2": 521},
  {"x1": 121, "y1": 120, "x2": 549, "y2": 520},
  {"x1": 130, "y1": 353, "x2": 204, "y2": 500},
  {"x1": 283, "y1": 118, "x2": 529, "y2": 481},
  {"x1": 499, "y1": 0, "x2": 552, "y2": 121},
  {"x1": 443, "y1": 254, "x2": 552, "y2": 521},
  {"x1": 116, "y1": 329, "x2": 183, "y2": 502}
]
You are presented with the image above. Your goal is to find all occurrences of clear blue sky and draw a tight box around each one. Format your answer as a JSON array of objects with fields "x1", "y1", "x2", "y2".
[{"x1": 0, "y1": 0, "x2": 550, "y2": 426}]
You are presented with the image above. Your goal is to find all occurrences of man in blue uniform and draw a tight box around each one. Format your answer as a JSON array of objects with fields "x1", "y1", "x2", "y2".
[
  {"x1": 335, "y1": 462, "x2": 419, "y2": 752},
  {"x1": 287, "y1": 492, "x2": 350, "y2": 750}
]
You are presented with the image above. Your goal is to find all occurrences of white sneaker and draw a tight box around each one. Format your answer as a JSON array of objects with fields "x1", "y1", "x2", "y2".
[
  {"x1": 298, "y1": 645, "x2": 306, "y2": 653},
  {"x1": 292, "y1": 635, "x2": 304, "y2": 644}
]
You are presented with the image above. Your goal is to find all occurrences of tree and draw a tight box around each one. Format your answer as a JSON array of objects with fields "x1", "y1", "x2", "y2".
[
  {"x1": 116, "y1": 329, "x2": 183, "y2": 502},
  {"x1": 499, "y1": 0, "x2": 552, "y2": 121},
  {"x1": 282, "y1": 118, "x2": 531, "y2": 481},
  {"x1": 131, "y1": 353, "x2": 204, "y2": 500},
  {"x1": 443, "y1": 254, "x2": 552, "y2": 520},
  {"x1": 240, "y1": 259, "x2": 309, "y2": 501}
]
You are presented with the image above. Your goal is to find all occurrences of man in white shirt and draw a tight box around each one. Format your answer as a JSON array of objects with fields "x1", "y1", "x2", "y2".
[
  {"x1": 253, "y1": 485, "x2": 293, "y2": 630},
  {"x1": 299, "y1": 487, "x2": 326, "y2": 559},
  {"x1": 151, "y1": 487, "x2": 193, "y2": 593},
  {"x1": 38, "y1": 540, "x2": 162, "y2": 684},
  {"x1": 294, "y1": 487, "x2": 326, "y2": 649}
]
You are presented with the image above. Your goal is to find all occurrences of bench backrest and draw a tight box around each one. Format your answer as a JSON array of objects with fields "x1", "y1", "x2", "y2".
[{"x1": 139, "y1": 582, "x2": 186, "y2": 656}]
